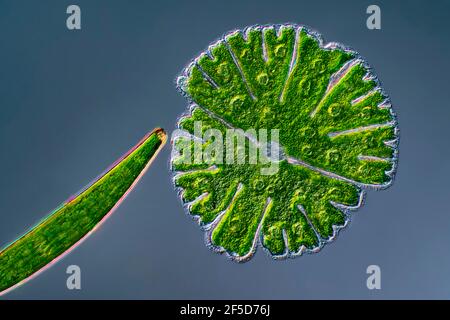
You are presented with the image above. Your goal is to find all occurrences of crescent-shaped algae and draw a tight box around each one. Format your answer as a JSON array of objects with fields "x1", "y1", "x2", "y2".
[{"x1": 0, "y1": 128, "x2": 166, "y2": 295}]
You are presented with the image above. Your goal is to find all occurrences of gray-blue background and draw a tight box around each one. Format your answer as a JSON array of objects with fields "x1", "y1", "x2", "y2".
[{"x1": 0, "y1": 0, "x2": 449, "y2": 299}]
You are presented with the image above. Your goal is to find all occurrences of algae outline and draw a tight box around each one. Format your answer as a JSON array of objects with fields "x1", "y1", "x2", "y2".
[{"x1": 171, "y1": 23, "x2": 399, "y2": 262}]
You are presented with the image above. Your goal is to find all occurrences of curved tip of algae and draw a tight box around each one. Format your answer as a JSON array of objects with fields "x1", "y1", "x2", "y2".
[{"x1": 0, "y1": 127, "x2": 167, "y2": 296}]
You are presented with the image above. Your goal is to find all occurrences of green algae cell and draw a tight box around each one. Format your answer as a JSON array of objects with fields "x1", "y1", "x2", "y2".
[
  {"x1": 172, "y1": 24, "x2": 398, "y2": 261},
  {"x1": 0, "y1": 128, "x2": 166, "y2": 295}
]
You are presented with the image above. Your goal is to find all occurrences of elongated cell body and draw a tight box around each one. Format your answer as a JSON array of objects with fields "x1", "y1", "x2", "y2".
[{"x1": 0, "y1": 128, "x2": 166, "y2": 295}]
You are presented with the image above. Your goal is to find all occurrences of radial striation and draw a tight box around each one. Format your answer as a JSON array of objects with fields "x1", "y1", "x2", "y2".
[{"x1": 172, "y1": 24, "x2": 398, "y2": 261}]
